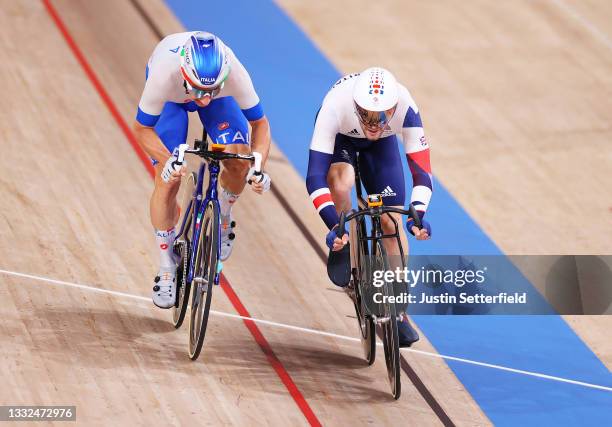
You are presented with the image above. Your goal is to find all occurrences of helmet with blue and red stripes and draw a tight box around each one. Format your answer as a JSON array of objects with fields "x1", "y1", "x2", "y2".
[
  {"x1": 180, "y1": 32, "x2": 230, "y2": 95},
  {"x1": 353, "y1": 67, "x2": 399, "y2": 131}
]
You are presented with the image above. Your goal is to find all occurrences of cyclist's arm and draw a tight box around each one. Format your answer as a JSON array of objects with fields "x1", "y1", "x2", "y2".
[
  {"x1": 132, "y1": 121, "x2": 171, "y2": 165},
  {"x1": 401, "y1": 106, "x2": 432, "y2": 219},
  {"x1": 227, "y1": 49, "x2": 271, "y2": 166},
  {"x1": 249, "y1": 116, "x2": 271, "y2": 166},
  {"x1": 306, "y1": 103, "x2": 340, "y2": 230},
  {"x1": 133, "y1": 74, "x2": 171, "y2": 165}
]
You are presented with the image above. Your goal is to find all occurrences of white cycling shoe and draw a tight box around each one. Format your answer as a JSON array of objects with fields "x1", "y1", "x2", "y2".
[
  {"x1": 152, "y1": 267, "x2": 176, "y2": 309},
  {"x1": 220, "y1": 215, "x2": 236, "y2": 262}
]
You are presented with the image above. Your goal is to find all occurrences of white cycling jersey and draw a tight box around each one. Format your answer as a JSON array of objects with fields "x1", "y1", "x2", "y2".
[
  {"x1": 137, "y1": 32, "x2": 261, "y2": 127},
  {"x1": 306, "y1": 72, "x2": 432, "y2": 230},
  {"x1": 310, "y1": 73, "x2": 427, "y2": 155}
]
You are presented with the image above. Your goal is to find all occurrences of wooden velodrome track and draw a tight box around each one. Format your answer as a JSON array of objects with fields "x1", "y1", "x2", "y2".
[{"x1": 0, "y1": 0, "x2": 610, "y2": 426}]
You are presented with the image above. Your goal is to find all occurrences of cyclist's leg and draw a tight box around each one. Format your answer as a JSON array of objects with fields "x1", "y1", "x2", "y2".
[
  {"x1": 326, "y1": 134, "x2": 358, "y2": 285},
  {"x1": 197, "y1": 97, "x2": 250, "y2": 260},
  {"x1": 359, "y1": 135, "x2": 408, "y2": 258},
  {"x1": 328, "y1": 134, "x2": 358, "y2": 215},
  {"x1": 150, "y1": 102, "x2": 189, "y2": 231},
  {"x1": 149, "y1": 101, "x2": 189, "y2": 308},
  {"x1": 360, "y1": 136, "x2": 419, "y2": 345}
]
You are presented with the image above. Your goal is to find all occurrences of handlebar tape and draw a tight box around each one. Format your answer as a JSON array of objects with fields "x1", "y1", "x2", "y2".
[{"x1": 336, "y1": 212, "x2": 346, "y2": 238}]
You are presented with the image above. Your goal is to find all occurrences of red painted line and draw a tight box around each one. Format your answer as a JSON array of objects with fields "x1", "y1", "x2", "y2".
[
  {"x1": 42, "y1": 1, "x2": 321, "y2": 425},
  {"x1": 220, "y1": 275, "x2": 322, "y2": 427}
]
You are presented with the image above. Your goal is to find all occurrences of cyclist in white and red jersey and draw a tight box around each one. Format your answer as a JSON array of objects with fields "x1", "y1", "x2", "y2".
[{"x1": 306, "y1": 67, "x2": 432, "y2": 346}]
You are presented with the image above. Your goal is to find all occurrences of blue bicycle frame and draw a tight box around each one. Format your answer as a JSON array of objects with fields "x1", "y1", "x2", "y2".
[{"x1": 176, "y1": 159, "x2": 221, "y2": 286}]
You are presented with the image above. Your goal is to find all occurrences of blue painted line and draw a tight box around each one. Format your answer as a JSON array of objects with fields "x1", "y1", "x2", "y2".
[{"x1": 164, "y1": 0, "x2": 612, "y2": 424}]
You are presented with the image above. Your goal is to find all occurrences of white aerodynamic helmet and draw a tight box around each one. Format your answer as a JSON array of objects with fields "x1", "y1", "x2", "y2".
[{"x1": 352, "y1": 67, "x2": 399, "y2": 130}]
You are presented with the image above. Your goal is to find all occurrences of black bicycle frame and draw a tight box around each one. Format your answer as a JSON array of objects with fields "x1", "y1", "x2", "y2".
[{"x1": 347, "y1": 153, "x2": 422, "y2": 261}]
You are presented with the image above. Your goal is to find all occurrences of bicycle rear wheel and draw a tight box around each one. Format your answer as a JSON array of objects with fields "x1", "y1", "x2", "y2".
[
  {"x1": 173, "y1": 172, "x2": 197, "y2": 329},
  {"x1": 188, "y1": 200, "x2": 220, "y2": 360},
  {"x1": 374, "y1": 240, "x2": 401, "y2": 399}
]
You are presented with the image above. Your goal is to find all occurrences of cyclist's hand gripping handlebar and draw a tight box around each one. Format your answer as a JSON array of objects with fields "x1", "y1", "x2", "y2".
[
  {"x1": 175, "y1": 143, "x2": 189, "y2": 166},
  {"x1": 247, "y1": 152, "x2": 263, "y2": 184},
  {"x1": 406, "y1": 204, "x2": 431, "y2": 239},
  {"x1": 407, "y1": 204, "x2": 422, "y2": 229},
  {"x1": 326, "y1": 212, "x2": 349, "y2": 251},
  {"x1": 247, "y1": 152, "x2": 271, "y2": 194},
  {"x1": 161, "y1": 144, "x2": 189, "y2": 183}
]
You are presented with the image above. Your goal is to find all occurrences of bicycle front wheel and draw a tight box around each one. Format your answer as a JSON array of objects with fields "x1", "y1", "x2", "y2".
[
  {"x1": 188, "y1": 200, "x2": 220, "y2": 360},
  {"x1": 353, "y1": 217, "x2": 376, "y2": 365},
  {"x1": 374, "y1": 240, "x2": 401, "y2": 399},
  {"x1": 382, "y1": 314, "x2": 401, "y2": 399},
  {"x1": 173, "y1": 172, "x2": 197, "y2": 329}
]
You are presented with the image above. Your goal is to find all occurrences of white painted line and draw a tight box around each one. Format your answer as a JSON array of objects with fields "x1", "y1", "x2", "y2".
[
  {"x1": 550, "y1": 0, "x2": 612, "y2": 50},
  {"x1": 0, "y1": 269, "x2": 150, "y2": 302},
  {"x1": 401, "y1": 348, "x2": 612, "y2": 392},
  {"x1": 1, "y1": 268, "x2": 611, "y2": 392}
]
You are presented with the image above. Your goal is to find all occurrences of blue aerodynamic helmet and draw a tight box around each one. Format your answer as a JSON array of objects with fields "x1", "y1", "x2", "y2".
[{"x1": 180, "y1": 32, "x2": 231, "y2": 98}]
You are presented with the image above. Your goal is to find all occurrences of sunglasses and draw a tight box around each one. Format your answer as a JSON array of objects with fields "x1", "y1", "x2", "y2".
[
  {"x1": 183, "y1": 80, "x2": 224, "y2": 99},
  {"x1": 355, "y1": 104, "x2": 397, "y2": 130}
]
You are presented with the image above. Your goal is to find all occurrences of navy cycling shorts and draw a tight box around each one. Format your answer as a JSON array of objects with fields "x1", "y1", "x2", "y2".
[{"x1": 330, "y1": 134, "x2": 405, "y2": 206}]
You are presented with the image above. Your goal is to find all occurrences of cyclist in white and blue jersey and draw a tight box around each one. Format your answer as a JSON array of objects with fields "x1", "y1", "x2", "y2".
[{"x1": 133, "y1": 32, "x2": 271, "y2": 308}]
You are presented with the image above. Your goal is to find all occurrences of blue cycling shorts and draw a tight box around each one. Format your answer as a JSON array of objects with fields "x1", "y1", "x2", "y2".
[
  {"x1": 152, "y1": 97, "x2": 250, "y2": 165},
  {"x1": 145, "y1": 67, "x2": 249, "y2": 165}
]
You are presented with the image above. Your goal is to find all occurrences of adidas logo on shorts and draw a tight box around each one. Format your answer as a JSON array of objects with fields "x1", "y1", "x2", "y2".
[
  {"x1": 380, "y1": 186, "x2": 397, "y2": 197},
  {"x1": 347, "y1": 128, "x2": 360, "y2": 136}
]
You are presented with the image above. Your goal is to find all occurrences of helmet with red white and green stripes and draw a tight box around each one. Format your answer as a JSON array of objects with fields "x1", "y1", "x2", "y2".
[{"x1": 180, "y1": 32, "x2": 230, "y2": 98}]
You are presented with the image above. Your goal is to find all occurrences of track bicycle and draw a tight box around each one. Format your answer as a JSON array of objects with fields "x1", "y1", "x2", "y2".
[
  {"x1": 337, "y1": 153, "x2": 422, "y2": 399},
  {"x1": 171, "y1": 134, "x2": 261, "y2": 360}
]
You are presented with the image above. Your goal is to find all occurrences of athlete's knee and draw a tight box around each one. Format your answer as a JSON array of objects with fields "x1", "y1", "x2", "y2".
[
  {"x1": 381, "y1": 213, "x2": 401, "y2": 233},
  {"x1": 329, "y1": 180, "x2": 352, "y2": 203}
]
